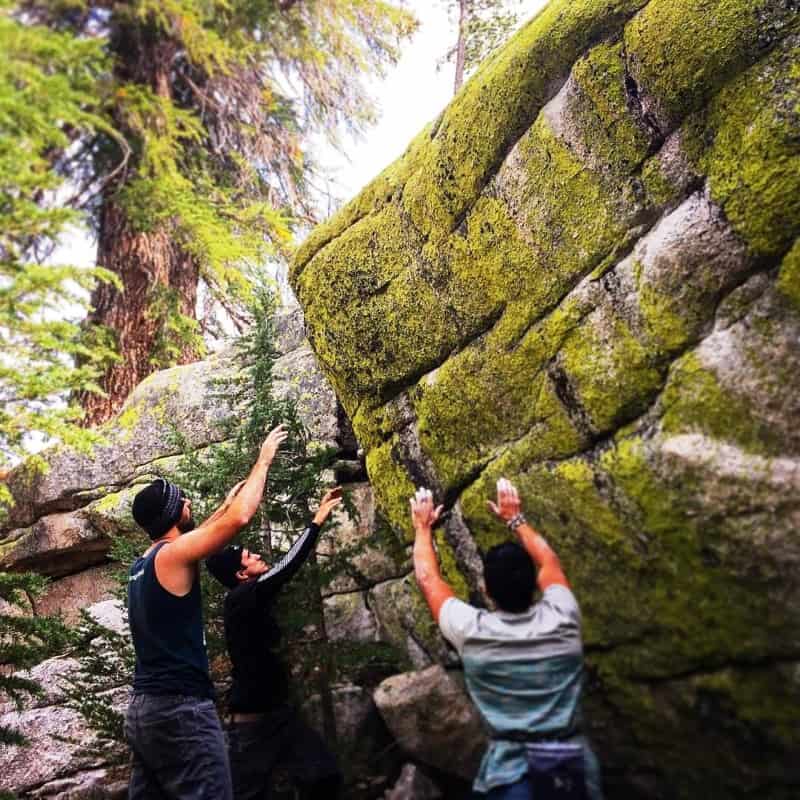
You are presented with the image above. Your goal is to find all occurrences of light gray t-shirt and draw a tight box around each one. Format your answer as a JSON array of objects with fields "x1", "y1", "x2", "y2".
[{"x1": 439, "y1": 585, "x2": 599, "y2": 795}]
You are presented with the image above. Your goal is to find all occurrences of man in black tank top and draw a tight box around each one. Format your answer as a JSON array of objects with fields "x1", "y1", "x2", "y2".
[
  {"x1": 125, "y1": 425, "x2": 288, "y2": 800},
  {"x1": 205, "y1": 486, "x2": 343, "y2": 800}
]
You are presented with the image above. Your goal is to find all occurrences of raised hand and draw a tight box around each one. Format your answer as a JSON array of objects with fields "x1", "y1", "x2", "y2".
[
  {"x1": 224, "y1": 479, "x2": 246, "y2": 506},
  {"x1": 487, "y1": 477, "x2": 522, "y2": 522},
  {"x1": 259, "y1": 424, "x2": 289, "y2": 465},
  {"x1": 410, "y1": 487, "x2": 443, "y2": 532},
  {"x1": 313, "y1": 487, "x2": 343, "y2": 526}
]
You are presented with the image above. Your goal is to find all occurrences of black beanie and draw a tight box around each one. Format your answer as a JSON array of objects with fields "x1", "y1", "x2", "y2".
[
  {"x1": 132, "y1": 478, "x2": 185, "y2": 540},
  {"x1": 206, "y1": 545, "x2": 243, "y2": 589}
]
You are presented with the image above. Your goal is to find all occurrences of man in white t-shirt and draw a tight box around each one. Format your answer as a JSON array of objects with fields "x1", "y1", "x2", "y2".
[{"x1": 410, "y1": 479, "x2": 602, "y2": 800}]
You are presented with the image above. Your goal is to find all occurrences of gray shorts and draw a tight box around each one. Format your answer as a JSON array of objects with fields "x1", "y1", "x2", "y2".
[{"x1": 125, "y1": 693, "x2": 233, "y2": 800}]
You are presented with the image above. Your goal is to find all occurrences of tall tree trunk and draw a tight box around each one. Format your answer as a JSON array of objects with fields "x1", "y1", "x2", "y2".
[
  {"x1": 80, "y1": 32, "x2": 201, "y2": 426},
  {"x1": 453, "y1": 0, "x2": 469, "y2": 93},
  {"x1": 82, "y1": 197, "x2": 199, "y2": 426}
]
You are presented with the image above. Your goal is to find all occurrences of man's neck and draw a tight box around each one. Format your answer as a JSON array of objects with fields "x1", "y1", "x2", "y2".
[{"x1": 144, "y1": 528, "x2": 180, "y2": 555}]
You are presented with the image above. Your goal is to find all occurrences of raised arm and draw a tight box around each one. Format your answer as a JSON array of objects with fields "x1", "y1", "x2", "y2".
[
  {"x1": 488, "y1": 478, "x2": 569, "y2": 591},
  {"x1": 411, "y1": 487, "x2": 454, "y2": 622},
  {"x1": 256, "y1": 487, "x2": 343, "y2": 595},
  {"x1": 159, "y1": 426, "x2": 288, "y2": 578}
]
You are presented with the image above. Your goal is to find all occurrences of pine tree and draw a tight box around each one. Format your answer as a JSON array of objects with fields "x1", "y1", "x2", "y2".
[
  {"x1": 10, "y1": 0, "x2": 416, "y2": 425},
  {"x1": 0, "y1": 571, "x2": 74, "y2": 746},
  {"x1": 0, "y1": 3, "x2": 120, "y2": 484}
]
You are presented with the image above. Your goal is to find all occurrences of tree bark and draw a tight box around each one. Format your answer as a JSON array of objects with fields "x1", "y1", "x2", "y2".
[
  {"x1": 81, "y1": 198, "x2": 199, "y2": 426},
  {"x1": 80, "y1": 29, "x2": 201, "y2": 426},
  {"x1": 453, "y1": 0, "x2": 469, "y2": 94}
]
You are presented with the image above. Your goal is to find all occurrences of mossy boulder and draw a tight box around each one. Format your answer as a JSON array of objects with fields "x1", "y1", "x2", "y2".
[{"x1": 291, "y1": 2, "x2": 800, "y2": 797}]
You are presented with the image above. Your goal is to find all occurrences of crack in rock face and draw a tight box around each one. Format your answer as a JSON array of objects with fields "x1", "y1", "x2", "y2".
[{"x1": 291, "y1": 1, "x2": 800, "y2": 796}]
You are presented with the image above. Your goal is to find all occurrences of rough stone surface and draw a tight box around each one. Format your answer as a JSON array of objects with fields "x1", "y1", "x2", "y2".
[
  {"x1": 304, "y1": 683, "x2": 399, "y2": 797},
  {"x1": 86, "y1": 598, "x2": 128, "y2": 637},
  {"x1": 1, "y1": 511, "x2": 110, "y2": 577},
  {"x1": 323, "y1": 591, "x2": 379, "y2": 643},
  {"x1": 291, "y1": 2, "x2": 800, "y2": 797},
  {"x1": 374, "y1": 666, "x2": 487, "y2": 781},
  {"x1": 32, "y1": 565, "x2": 117, "y2": 625},
  {"x1": 320, "y1": 482, "x2": 409, "y2": 595},
  {"x1": 382, "y1": 764, "x2": 442, "y2": 800},
  {"x1": 0, "y1": 704, "x2": 108, "y2": 795},
  {"x1": 273, "y1": 344, "x2": 340, "y2": 450},
  {"x1": 368, "y1": 576, "x2": 455, "y2": 670},
  {"x1": 0, "y1": 656, "x2": 81, "y2": 715},
  {"x1": 28, "y1": 770, "x2": 128, "y2": 799}
]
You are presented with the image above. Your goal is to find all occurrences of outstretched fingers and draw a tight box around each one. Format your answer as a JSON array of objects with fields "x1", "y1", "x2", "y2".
[
  {"x1": 488, "y1": 477, "x2": 521, "y2": 521},
  {"x1": 410, "y1": 487, "x2": 442, "y2": 528}
]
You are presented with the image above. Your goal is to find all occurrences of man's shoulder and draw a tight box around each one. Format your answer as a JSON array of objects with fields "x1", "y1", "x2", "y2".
[{"x1": 225, "y1": 580, "x2": 259, "y2": 612}]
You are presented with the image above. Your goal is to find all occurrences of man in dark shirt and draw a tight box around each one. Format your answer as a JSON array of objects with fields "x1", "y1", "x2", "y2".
[
  {"x1": 206, "y1": 486, "x2": 343, "y2": 800},
  {"x1": 126, "y1": 425, "x2": 288, "y2": 800}
]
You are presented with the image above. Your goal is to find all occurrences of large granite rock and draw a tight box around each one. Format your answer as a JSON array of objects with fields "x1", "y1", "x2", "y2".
[
  {"x1": 31, "y1": 565, "x2": 117, "y2": 625},
  {"x1": 373, "y1": 666, "x2": 486, "y2": 781},
  {"x1": 291, "y1": 2, "x2": 800, "y2": 797},
  {"x1": 320, "y1": 482, "x2": 410, "y2": 595}
]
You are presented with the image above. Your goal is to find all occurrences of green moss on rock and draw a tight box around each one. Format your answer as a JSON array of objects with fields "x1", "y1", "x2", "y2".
[
  {"x1": 434, "y1": 529, "x2": 471, "y2": 601},
  {"x1": 499, "y1": 116, "x2": 635, "y2": 282},
  {"x1": 640, "y1": 149, "x2": 681, "y2": 206},
  {"x1": 365, "y1": 441, "x2": 417, "y2": 542},
  {"x1": 400, "y1": 0, "x2": 650, "y2": 242},
  {"x1": 659, "y1": 352, "x2": 787, "y2": 455},
  {"x1": 597, "y1": 436, "x2": 793, "y2": 671},
  {"x1": 560, "y1": 310, "x2": 662, "y2": 433},
  {"x1": 683, "y1": 35, "x2": 800, "y2": 258},
  {"x1": 624, "y1": 0, "x2": 798, "y2": 127},
  {"x1": 777, "y1": 238, "x2": 800, "y2": 309},
  {"x1": 413, "y1": 294, "x2": 592, "y2": 491},
  {"x1": 568, "y1": 41, "x2": 653, "y2": 175}
]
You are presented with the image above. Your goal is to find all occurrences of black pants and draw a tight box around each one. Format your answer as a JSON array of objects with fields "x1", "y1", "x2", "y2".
[
  {"x1": 125, "y1": 693, "x2": 233, "y2": 800},
  {"x1": 226, "y1": 707, "x2": 341, "y2": 800}
]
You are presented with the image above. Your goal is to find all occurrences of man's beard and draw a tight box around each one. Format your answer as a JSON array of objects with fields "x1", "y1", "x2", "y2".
[{"x1": 178, "y1": 515, "x2": 196, "y2": 533}]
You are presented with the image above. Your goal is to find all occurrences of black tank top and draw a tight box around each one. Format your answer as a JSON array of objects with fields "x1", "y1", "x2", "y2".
[{"x1": 127, "y1": 542, "x2": 214, "y2": 699}]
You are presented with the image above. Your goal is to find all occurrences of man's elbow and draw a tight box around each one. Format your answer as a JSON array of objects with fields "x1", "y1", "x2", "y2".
[{"x1": 227, "y1": 505, "x2": 253, "y2": 531}]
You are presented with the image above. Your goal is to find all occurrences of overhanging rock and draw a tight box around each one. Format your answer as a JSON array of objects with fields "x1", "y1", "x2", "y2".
[{"x1": 291, "y1": 2, "x2": 800, "y2": 797}]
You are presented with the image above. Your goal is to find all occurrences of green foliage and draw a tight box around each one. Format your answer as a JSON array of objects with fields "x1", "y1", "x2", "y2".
[
  {"x1": 13, "y1": 0, "x2": 417, "y2": 306},
  {"x1": 1, "y1": 0, "x2": 417, "y2": 437},
  {"x1": 0, "y1": 4, "x2": 121, "y2": 467},
  {"x1": 0, "y1": 570, "x2": 75, "y2": 746}
]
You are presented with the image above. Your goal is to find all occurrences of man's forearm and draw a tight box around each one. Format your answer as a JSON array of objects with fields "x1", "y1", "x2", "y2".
[
  {"x1": 226, "y1": 457, "x2": 271, "y2": 526},
  {"x1": 515, "y1": 521, "x2": 556, "y2": 567},
  {"x1": 413, "y1": 526, "x2": 442, "y2": 584},
  {"x1": 515, "y1": 522, "x2": 569, "y2": 590},
  {"x1": 413, "y1": 525, "x2": 455, "y2": 621}
]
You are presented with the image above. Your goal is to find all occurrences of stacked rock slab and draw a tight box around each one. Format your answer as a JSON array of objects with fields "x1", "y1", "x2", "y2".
[{"x1": 291, "y1": 2, "x2": 800, "y2": 798}]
